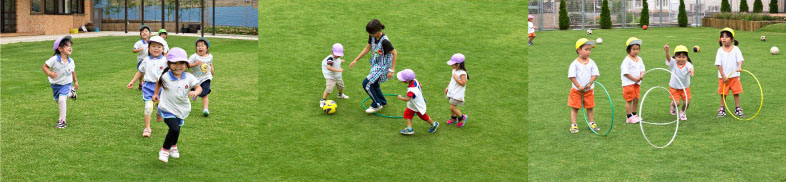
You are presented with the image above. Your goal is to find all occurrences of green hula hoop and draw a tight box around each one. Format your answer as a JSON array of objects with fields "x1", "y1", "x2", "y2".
[
  {"x1": 361, "y1": 94, "x2": 403, "y2": 118},
  {"x1": 580, "y1": 81, "x2": 614, "y2": 136}
]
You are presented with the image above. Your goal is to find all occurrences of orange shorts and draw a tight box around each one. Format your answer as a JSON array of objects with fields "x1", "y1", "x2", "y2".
[
  {"x1": 669, "y1": 87, "x2": 691, "y2": 102},
  {"x1": 528, "y1": 33, "x2": 536, "y2": 38},
  {"x1": 622, "y1": 84, "x2": 641, "y2": 101},
  {"x1": 568, "y1": 88, "x2": 594, "y2": 109},
  {"x1": 718, "y1": 77, "x2": 743, "y2": 95}
]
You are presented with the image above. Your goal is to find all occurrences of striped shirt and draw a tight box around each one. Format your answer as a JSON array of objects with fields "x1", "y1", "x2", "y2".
[{"x1": 366, "y1": 34, "x2": 394, "y2": 83}]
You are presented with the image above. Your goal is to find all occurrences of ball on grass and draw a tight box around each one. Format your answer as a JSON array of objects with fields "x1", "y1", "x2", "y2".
[
  {"x1": 693, "y1": 45, "x2": 700, "y2": 53},
  {"x1": 587, "y1": 29, "x2": 592, "y2": 35},
  {"x1": 760, "y1": 36, "x2": 766, "y2": 42},
  {"x1": 642, "y1": 25, "x2": 648, "y2": 30},
  {"x1": 596, "y1": 38, "x2": 603, "y2": 44},
  {"x1": 771, "y1": 46, "x2": 780, "y2": 55},
  {"x1": 322, "y1": 100, "x2": 337, "y2": 115}
]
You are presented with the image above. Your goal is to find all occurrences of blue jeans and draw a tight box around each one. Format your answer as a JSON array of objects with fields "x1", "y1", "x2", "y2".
[{"x1": 362, "y1": 78, "x2": 386, "y2": 108}]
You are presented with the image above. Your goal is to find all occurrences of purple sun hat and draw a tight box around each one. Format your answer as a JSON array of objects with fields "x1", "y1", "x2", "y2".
[
  {"x1": 528, "y1": 15, "x2": 534, "y2": 20},
  {"x1": 446, "y1": 53, "x2": 465, "y2": 65},
  {"x1": 397, "y1": 69, "x2": 416, "y2": 82},
  {"x1": 166, "y1": 47, "x2": 188, "y2": 62},
  {"x1": 332, "y1": 43, "x2": 344, "y2": 57},
  {"x1": 53, "y1": 35, "x2": 72, "y2": 51}
]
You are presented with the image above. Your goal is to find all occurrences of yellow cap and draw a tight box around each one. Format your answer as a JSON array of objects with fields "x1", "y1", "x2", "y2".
[
  {"x1": 674, "y1": 45, "x2": 689, "y2": 54},
  {"x1": 625, "y1": 37, "x2": 642, "y2": 47},
  {"x1": 721, "y1": 27, "x2": 735, "y2": 38},
  {"x1": 575, "y1": 38, "x2": 595, "y2": 50}
]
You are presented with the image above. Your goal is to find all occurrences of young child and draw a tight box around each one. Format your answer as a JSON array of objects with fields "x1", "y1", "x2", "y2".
[
  {"x1": 396, "y1": 69, "x2": 439, "y2": 135},
  {"x1": 133, "y1": 25, "x2": 152, "y2": 91},
  {"x1": 349, "y1": 19, "x2": 398, "y2": 114},
  {"x1": 568, "y1": 38, "x2": 600, "y2": 133},
  {"x1": 715, "y1": 28, "x2": 744, "y2": 117},
  {"x1": 153, "y1": 47, "x2": 202, "y2": 163},
  {"x1": 158, "y1": 29, "x2": 170, "y2": 55},
  {"x1": 127, "y1": 36, "x2": 168, "y2": 137},
  {"x1": 445, "y1": 53, "x2": 469, "y2": 127},
  {"x1": 528, "y1": 15, "x2": 536, "y2": 45},
  {"x1": 42, "y1": 35, "x2": 78, "y2": 128},
  {"x1": 188, "y1": 37, "x2": 214, "y2": 117},
  {"x1": 620, "y1": 37, "x2": 645, "y2": 124},
  {"x1": 320, "y1": 43, "x2": 350, "y2": 108},
  {"x1": 664, "y1": 44, "x2": 694, "y2": 121}
]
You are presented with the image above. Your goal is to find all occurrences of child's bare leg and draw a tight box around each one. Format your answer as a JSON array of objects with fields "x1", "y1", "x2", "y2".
[
  {"x1": 406, "y1": 119, "x2": 413, "y2": 128},
  {"x1": 450, "y1": 104, "x2": 461, "y2": 117},
  {"x1": 337, "y1": 88, "x2": 344, "y2": 96},
  {"x1": 720, "y1": 95, "x2": 726, "y2": 107},
  {"x1": 682, "y1": 100, "x2": 688, "y2": 111},
  {"x1": 424, "y1": 119, "x2": 435, "y2": 125},
  {"x1": 322, "y1": 91, "x2": 329, "y2": 99},
  {"x1": 625, "y1": 101, "x2": 632, "y2": 115},
  {"x1": 202, "y1": 95, "x2": 209, "y2": 110},
  {"x1": 587, "y1": 108, "x2": 594, "y2": 122},
  {"x1": 144, "y1": 114, "x2": 151, "y2": 129},
  {"x1": 570, "y1": 108, "x2": 578, "y2": 124},
  {"x1": 632, "y1": 98, "x2": 639, "y2": 113},
  {"x1": 733, "y1": 94, "x2": 741, "y2": 107}
]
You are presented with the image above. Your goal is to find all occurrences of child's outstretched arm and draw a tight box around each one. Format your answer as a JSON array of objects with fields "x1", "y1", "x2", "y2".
[
  {"x1": 71, "y1": 70, "x2": 79, "y2": 90},
  {"x1": 42, "y1": 63, "x2": 57, "y2": 78},
  {"x1": 664, "y1": 44, "x2": 672, "y2": 64},
  {"x1": 397, "y1": 94, "x2": 411, "y2": 101},
  {"x1": 350, "y1": 44, "x2": 371, "y2": 69},
  {"x1": 127, "y1": 71, "x2": 143, "y2": 89}
]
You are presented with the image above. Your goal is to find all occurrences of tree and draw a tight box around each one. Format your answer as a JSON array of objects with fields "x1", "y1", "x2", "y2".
[
  {"x1": 770, "y1": 0, "x2": 779, "y2": 13},
  {"x1": 559, "y1": 0, "x2": 570, "y2": 30},
  {"x1": 752, "y1": 0, "x2": 763, "y2": 13},
  {"x1": 600, "y1": 0, "x2": 612, "y2": 29},
  {"x1": 721, "y1": 0, "x2": 732, "y2": 12},
  {"x1": 678, "y1": 0, "x2": 688, "y2": 27},
  {"x1": 740, "y1": 0, "x2": 750, "y2": 12},
  {"x1": 640, "y1": 0, "x2": 650, "y2": 27}
]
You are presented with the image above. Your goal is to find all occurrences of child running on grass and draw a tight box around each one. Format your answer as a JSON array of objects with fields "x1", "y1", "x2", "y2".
[
  {"x1": 528, "y1": 15, "x2": 536, "y2": 45},
  {"x1": 153, "y1": 47, "x2": 202, "y2": 163},
  {"x1": 715, "y1": 28, "x2": 745, "y2": 117},
  {"x1": 127, "y1": 36, "x2": 168, "y2": 137},
  {"x1": 188, "y1": 37, "x2": 214, "y2": 117},
  {"x1": 320, "y1": 43, "x2": 350, "y2": 108},
  {"x1": 445, "y1": 53, "x2": 469, "y2": 127},
  {"x1": 568, "y1": 38, "x2": 600, "y2": 133},
  {"x1": 396, "y1": 69, "x2": 438, "y2": 135},
  {"x1": 133, "y1": 25, "x2": 152, "y2": 91},
  {"x1": 157, "y1": 29, "x2": 170, "y2": 56},
  {"x1": 664, "y1": 44, "x2": 694, "y2": 121},
  {"x1": 42, "y1": 35, "x2": 78, "y2": 128},
  {"x1": 350, "y1": 19, "x2": 398, "y2": 114},
  {"x1": 620, "y1": 37, "x2": 645, "y2": 124}
]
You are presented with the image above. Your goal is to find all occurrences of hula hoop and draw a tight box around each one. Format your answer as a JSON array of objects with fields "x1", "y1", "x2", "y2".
[
  {"x1": 579, "y1": 81, "x2": 614, "y2": 136},
  {"x1": 638, "y1": 86, "x2": 680, "y2": 149},
  {"x1": 361, "y1": 94, "x2": 403, "y2": 118},
  {"x1": 642, "y1": 68, "x2": 690, "y2": 116},
  {"x1": 721, "y1": 69, "x2": 764, "y2": 121}
]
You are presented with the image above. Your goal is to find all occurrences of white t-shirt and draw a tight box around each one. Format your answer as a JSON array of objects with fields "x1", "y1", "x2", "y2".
[
  {"x1": 528, "y1": 22, "x2": 535, "y2": 34},
  {"x1": 188, "y1": 53, "x2": 213, "y2": 83},
  {"x1": 406, "y1": 80, "x2": 428, "y2": 115},
  {"x1": 133, "y1": 39, "x2": 148, "y2": 62},
  {"x1": 666, "y1": 58, "x2": 693, "y2": 89},
  {"x1": 620, "y1": 55, "x2": 645, "y2": 87},
  {"x1": 137, "y1": 55, "x2": 168, "y2": 82},
  {"x1": 568, "y1": 58, "x2": 600, "y2": 90},
  {"x1": 157, "y1": 71, "x2": 200, "y2": 119},
  {"x1": 447, "y1": 69, "x2": 467, "y2": 101},
  {"x1": 715, "y1": 46, "x2": 744, "y2": 78},
  {"x1": 321, "y1": 55, "x2": 342, "y2": 79},
  {"x1": 44, "y1": 55, "x2": 75, "y2": 85}
]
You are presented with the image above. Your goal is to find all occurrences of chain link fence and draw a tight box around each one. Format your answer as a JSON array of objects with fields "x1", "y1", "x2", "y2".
[{"x1": 529, "y1": 0, "x2": 785, "y2": 30}]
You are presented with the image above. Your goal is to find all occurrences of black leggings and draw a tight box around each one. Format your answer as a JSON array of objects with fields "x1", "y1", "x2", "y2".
[{"x1": 163, "y1": 117, "x2": 181, "y2": 150}]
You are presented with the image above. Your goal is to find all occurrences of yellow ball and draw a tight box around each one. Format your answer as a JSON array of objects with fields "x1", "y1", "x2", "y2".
[{"x1": 322, "y1": 100, "x2": 337, "y2": 115}]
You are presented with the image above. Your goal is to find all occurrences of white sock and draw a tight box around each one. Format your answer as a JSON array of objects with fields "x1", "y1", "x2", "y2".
[{"x1": 58, "y1": 96, "x2": 67, "y2": 121}]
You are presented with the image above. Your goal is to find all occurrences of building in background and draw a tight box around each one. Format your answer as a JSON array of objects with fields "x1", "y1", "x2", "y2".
[{"x1": 2, "y1": 0, "x2": 92, "y2": 34}]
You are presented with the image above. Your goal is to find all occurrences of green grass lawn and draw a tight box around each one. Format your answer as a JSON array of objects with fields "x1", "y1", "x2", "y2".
[
  {"x1": 528, "y1": 27, "x2": 786, "y2": 180},
  {"x1": 758, "y1": 23, "x2": 786, "y2": 33},
  {"x1": 1, "y1": 35, "x2": 258, "y2": 180},
  {"x1": 259, "y1": 0, "x2": 525, "y2": 180}
]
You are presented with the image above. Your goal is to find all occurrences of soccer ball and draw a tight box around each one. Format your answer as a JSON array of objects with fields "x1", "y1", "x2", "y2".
[
  {"x1": 596, "y1": 38, "x2": 603, "y2": 44},
  {"x1": 642, "y1": 25, "x2": 648, "y2": 30},
  {"x1": 586, "y1": 29, "x2": 592, "y2": 35},
  {"x1": 693, "y1": 45, "x2": 700, "y2": 53},
  {"x1": 322, "y1": 100, "x2": 337, "y2": 114},
  {"x1": 771, "y1": 46, "x2": 780, "y2": 55},
  {"x1": 760, "y1": 36, "x2": 766, "y2": 42}
]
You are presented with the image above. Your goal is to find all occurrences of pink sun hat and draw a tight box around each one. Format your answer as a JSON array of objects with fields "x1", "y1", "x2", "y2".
[
  {"x1": 166, "y1": 47, "x2": 188, "y2": 62},
  {"x1": 332, "y1": 43, "x2": 344, "y2": 57},
  {"x1": 53, "y1": 35, "x2": 72, "y2": 51},
  {"x1": 528, "y1": 15, "x2": 534, "y2": 20},
  {"x1": 396, "y1": 69, "x2": 416, "y2": 82},
  {"x1": 446, "y1": 53, "x2": 465, "y2": 65}
]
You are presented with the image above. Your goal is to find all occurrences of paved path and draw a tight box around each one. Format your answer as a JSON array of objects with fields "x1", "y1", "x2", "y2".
[{"x1": 0, "y1": 31, "x2": 257, "y2": 45}]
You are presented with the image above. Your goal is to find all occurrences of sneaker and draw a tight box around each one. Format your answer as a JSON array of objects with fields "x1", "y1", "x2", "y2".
[
  {"x1": 365, "y1": 105, "x2": 383, "y2": 113},
  {"x1": 625, "y1": 117, "x2": 633, "y2": 124},
  {"x1": 717, "y1": 107, "x2": 727, "y2": 117},
  {"x1": 158, "y1": 149, "x2": 169, "y2": 163},
  {"x1": 589, "y1": 122, "x2": 600, "y2": 132},
  {"x1": 457, "y1": 115, "x2": 468, "y2": 128},
  {"x1": 56, "y1": 119, "x2": 66, "y2": 129},
  {"x1": 680, "y1": 112, "x2": 688, "y2": 121},
  {"x1": 170, "y1": 146, "x2": 180, "y2": 158},
  {"x1": 400, "y1": 127, "x2": 414, "y2": 135},
  {"x1": 570, "y1": 124, "x2": 579, "y2": 133},
  {"x1": 446, "y1": 118, "x2": 457, "y2": 125},
  {"x1": 203, "y1": 109, "x2": 210, "y2": 117},
  {"x1": 320, "y1": 100, "x2": 326, "y2": 108},
  {"x1": 69, "y1": 89, "x2": 77, "y2": 101},
  {"x1": 735, "y1": 107, "x2": 744, "y2": 117},
  {"x1": 670, "y1": 104, "x2": 677, "y2": 116},
  {"x1": 428, "y1": 122, "x2": 439, "y2": 133},
  {"x1": 142, "y1": 128, "x2": 151, "y2": 138},
  {"x1": 337, "y1": 93, "x2": 350, "y2": 99},
  {"x1": 633, "y1": 115, "x2": 642, "y2": 123}
]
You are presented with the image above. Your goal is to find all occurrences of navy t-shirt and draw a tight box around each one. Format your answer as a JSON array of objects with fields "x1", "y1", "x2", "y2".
[{"x1": 368, "y1": 34, "x2": 395, "y2": 54}]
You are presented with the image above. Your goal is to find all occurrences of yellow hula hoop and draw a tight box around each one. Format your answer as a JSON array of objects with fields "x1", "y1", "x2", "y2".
[{"x1": 721, "y1": 69, "x2": 763, "y2": 121}]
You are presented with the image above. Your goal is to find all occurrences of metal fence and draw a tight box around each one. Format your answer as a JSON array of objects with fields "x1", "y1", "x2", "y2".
[
  {"x1": 529, "y1": 0, "x2": 785, "y2": 30},
  {"x1": 93, "y1": 0, "x2": 257, "y2": 33}
]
